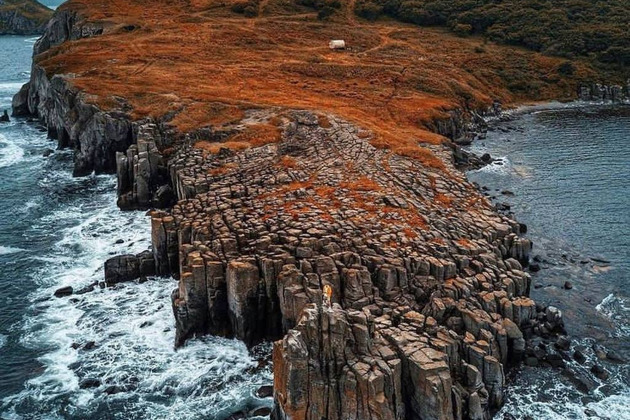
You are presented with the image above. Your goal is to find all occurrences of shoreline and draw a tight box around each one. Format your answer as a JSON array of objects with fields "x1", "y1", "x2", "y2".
[
  {"x1": 464, "y1": 104, "x2": 630, "y2": 418},
  {"x1": 9, "y1": 5, "x2": 628, "y2": 420}
]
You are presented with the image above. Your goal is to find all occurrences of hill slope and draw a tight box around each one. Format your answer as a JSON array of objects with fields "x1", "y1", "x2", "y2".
[
  {"x1": 354, "y1": 0, "x2": 630, "y2": 69},
  {"x1": 0, "y1": 0, "x2": 52, "y2": 35},
  {"x1": 31, "y1": 0, "x2": 604, "y2": 156}
]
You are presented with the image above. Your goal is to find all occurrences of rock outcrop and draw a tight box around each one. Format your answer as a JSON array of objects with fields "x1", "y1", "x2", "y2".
[
  {"x1": 11, "y1": 8, "x2": 119, "y2": 176},
  {"x1": 104, "y1": 251, "x2": 155, "y2": 285},
  {"x1": 0, "y1": 0, "x2": 52, "y2": 35},
  {"x1": 578, "y1": 82, "x2": 630, "y2": 102},
  {"x1": 15, "y1": 5, "x2": 569, "y2": 420},
  {"x1": 116, "y1": 123, "x2": 175, "y2": 210},
  {"x1": 145, "y1": 110, "x2": 552, "y2": 419}
]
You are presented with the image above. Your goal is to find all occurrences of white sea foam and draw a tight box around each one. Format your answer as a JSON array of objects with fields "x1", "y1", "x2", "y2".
[
  {"x1": 0, "y1": 134, "x2": 25, "y2": 168},
  {"x1": 0, "y1": 334, "x2": 6, "y2": 348},
  {"x1": 0, "y1": 246, "x2": 25, "y2": 255},
  {"x1": 587, "y1": 393, "x2": 630, "y2": 419},
  {"x1": 1, "y1": 176, "x2": 272, "y2": 419},
  {"x1": 596, "y1": 293, "x2": 630, "y2": 336},
  {"x1": 495, "y1": 332, "x2": 630, "y2": 420},
  {"x1": 0, "y1": 82, "x2": 24, "y2": 91}
]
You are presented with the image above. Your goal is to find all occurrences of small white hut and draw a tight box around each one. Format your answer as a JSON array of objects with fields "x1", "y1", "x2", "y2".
[{"x1": 329, "y1": 40, "x2": 346, "y2": 50}]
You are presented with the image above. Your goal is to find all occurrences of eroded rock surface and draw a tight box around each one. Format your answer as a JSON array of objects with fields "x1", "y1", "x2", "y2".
[{"x1": 145, "y1": 110, "x2": 549, "y2": 419}]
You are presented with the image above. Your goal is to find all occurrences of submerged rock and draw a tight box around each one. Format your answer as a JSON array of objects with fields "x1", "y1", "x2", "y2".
[
  {"x1": 573, "y1": 349, "x2": 587, "y2": 364},
  {"x1": 590, "y1": 364, "x2": 609, "y2": 381},
  {"x1": 79, "y1": 378, "x2": 101, "y2": 389},
  {"x1": 53, "y1": 286, "x2": 73, "y2": 298},
  {"x1": 256, "y1": 385, "x2": 273, "y2": 398}
]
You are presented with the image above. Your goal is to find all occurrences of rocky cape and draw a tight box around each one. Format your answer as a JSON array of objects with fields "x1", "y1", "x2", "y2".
[
  {"x1": 0, "y1": 0, "x2": 52, "y2": 35},
  {"x1": 13, "y1": 8, "x2": 595, "y2": 420}
]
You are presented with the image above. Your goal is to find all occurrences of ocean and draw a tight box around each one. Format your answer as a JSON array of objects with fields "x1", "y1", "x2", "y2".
[
  {"x1": 467, "y1": 104, "x2": 630, "y2": 419},
  {"x1": 0, "y1": 4, "x2": 272, "y2": 419}
]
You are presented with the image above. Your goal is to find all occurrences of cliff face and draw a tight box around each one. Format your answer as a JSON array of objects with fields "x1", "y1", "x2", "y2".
[
  {"x1": 12, "y1": 10, "x2": 128, "y2": 176},
  {"x1": 148, "y1": 110, "x2": 556, "y2": 420},
  {"x1": 14, "y1": 3, "x2": 573, "y2": 420},
  {"x1": 578, "y1": 82, "x2": 630, "y2": 102},
  {"x1": 0, "y1": 0, "x2": 52, "y2": 35}
]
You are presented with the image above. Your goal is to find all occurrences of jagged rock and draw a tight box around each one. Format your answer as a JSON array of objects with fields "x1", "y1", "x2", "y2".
[
  {"x1": 116, "y1": 124, "x2": 172, "y2": 210},
  {"x1": 573, "y1": 349, "x2": 587, "y2": 364},
  {"x1": 0, "y1": 0, "x2": 52, "y2": 35},
  {"x1": 53, "y1": 286, "x2": 73, "y2": 298},
  {"x1": 256, "y1": 385, "x2": 274, "y2": 398},
  {"x1": 251, "y1": 407, "x2": 272, "y2": 417},
  {"x1": 227, "y1": 260, "x2": 263, "y2": 345},
  {"x1": 11, "y1": 83, "x2": 30, "y2": 116},
  {"x1": 590, "y1": 364, "x2": 609, "y2": 381},
  {"x1": 578, "y1": 83, "x2": 630, "y2": 102},
  {"x1": 83, "y1": 341, "x2": 96, "y2": 350},
  {"x1": 555, "y1": 336, "x2": 571, "y2": 351},
  {"x1": 79, "y1": 378, "x2": 101, "y2": 389},
  {"x1": 563, "y1": 368, "x2": 597, "y2": 393},
  {"x1": 605, "y1": 349, "x2": 626, "y2": 363},
  {"x1": 14, "y1": 18, "x2": 565, "y2": 415},
  {"x1": 24, "y1": 66, "x2": 133, "y2": 175},
  {"x1": 0, "y1": 110, "x2": 9, "y2": 122},
  {"x1": 104, "y1": 250, "x2": 155, "y2": 285}
]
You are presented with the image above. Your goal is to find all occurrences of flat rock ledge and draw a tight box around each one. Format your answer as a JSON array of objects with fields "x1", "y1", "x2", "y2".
[{"x1": 14, "y1": 10, "x2": 565, "y2": 420}]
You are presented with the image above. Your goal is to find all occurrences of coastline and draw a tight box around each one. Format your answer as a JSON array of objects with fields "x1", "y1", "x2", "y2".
[
  {"x1": 465, "y1": 104, "x2": 630, "y2": 418},
  {"x1": 6, "y1": 4, "x2": 629, "y2": 419}
]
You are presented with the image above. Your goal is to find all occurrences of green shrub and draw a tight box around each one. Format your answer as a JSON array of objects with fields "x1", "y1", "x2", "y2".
[
  {"x1": 558, "y1": 61, "x2": 576, "y2": 76},
  {"x1": 352, "y1": 0, "x2": 630, "y2": 66}
]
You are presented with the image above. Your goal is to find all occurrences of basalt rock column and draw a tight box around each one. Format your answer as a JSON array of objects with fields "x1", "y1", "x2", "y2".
[
  {"x1": 116, "y1": 123, "x2": 174, "y2": 210},
  {"x1": 149, "y1": 110, "x2": 552, "y2": 420}
]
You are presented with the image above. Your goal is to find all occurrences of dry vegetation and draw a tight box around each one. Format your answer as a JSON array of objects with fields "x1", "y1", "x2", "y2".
[
  {"x1": 41, "y1": 0, "x2": 597, "y2": 164},
  {"x1": 0, "y1": 0, "x2": 52, "y2": 33}
]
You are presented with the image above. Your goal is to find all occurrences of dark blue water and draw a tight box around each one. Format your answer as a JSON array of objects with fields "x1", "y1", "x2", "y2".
[
  {"x1": 467, "y1": 104, "x2": 630, "y2": 419},
  {"x1": 0, "y1": 6, "x2": 272, "y2": 419}
]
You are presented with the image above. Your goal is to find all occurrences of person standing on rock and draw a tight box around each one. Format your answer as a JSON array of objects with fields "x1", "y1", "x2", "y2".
[{"x1": 323, "y1": 284, "x2": 332, "y2": 307}]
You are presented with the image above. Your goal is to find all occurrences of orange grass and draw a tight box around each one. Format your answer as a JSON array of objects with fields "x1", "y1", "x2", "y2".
[
  {"x1": 434, "y1": 193, "x2": 453, "y2": 208},
  {"x1": 39, "y1": 0, "x2": 595, "y2": 169},
  {"x1": 230, "y1": 123, "x2": 282, "y2": 147},
  {"x1": 276, "y1": 155, "x2": 298, "y2": 169},
  {"x1": 195, "y1": 140, "x2": 251, "y2": 154},
  {"x1": 340, "y1": 176, "x2": 381, "y2": 192}
]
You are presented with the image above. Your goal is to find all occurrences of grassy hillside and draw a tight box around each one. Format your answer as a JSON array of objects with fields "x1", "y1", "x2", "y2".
[
  {"x1": 353, "y1": 0, "x2": 630, "y2": 71},
  {"x1": 33, "y1": 0, "x2": 615, "y2": 166},
  {"x1": 0, "y1": 0, "x2": 52, "y2": 35}
]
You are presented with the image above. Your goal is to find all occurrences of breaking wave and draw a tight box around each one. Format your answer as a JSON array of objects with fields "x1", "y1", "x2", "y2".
[{"x1": 0, "y1": 134, "x2": 25, "y2": 168}]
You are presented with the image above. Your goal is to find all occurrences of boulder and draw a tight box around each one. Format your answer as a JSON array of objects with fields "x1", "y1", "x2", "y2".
[
  {"x1": 53, "y1": 286, "x2": 73, "y2": 298},
  {"x1": 104, "y1": 254, "x2": 140, "y2": 285}
]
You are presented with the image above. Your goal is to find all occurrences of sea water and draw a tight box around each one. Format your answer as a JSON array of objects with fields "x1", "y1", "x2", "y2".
[
  {"x1": 467, "y1": 104, "x2": 630, "y2": 419},
  {"x1": 0, "y1": 10, "x2": 272, "y2": 420}
]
